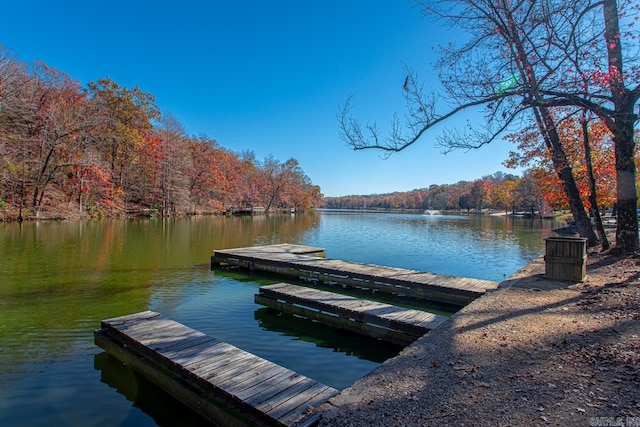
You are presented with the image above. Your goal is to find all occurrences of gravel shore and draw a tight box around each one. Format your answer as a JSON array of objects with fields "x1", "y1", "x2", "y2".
[{"x1": 319, "y1": 252, "x2": 640, "y2": 426}]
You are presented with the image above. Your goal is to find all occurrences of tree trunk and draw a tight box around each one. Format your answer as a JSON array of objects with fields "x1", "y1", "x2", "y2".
[
  {"x1": 614, "y1": 119, "x2": 639, "y2": 251},
  {"x1": 581, "y1": 116, "x2": 610, "y2": 251},
  {"x1": 603, "y1": 0, "x2": 639, "y2": 252},
  {"x1": 18, "y1": 170, "x2": 25, "y2": 222},
  {"x1": 556, "y1": 161, "x2": 597, "y2": 244},
  {"x1": 505, "y1": 10, "x2": 597, "y2": 246},
  {"x1": 32, "y1": 145, "x2": 56, "y2": 213},
  {"x1": 532, "y1": 104, "x2": 598, "y2": 246}
]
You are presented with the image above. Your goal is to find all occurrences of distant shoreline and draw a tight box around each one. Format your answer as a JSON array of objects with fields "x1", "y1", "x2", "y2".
[
  {"x1": 2, "y1": 207, "x2": 568, "y2": 224},
  {"x1": 317, "y1": 207, "x2": 562, "y2": 219}
]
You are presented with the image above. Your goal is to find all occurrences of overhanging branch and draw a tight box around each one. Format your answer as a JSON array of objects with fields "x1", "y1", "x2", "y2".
[{"x1": 338, "y1": 88, "x2": 526, "y2": 154}]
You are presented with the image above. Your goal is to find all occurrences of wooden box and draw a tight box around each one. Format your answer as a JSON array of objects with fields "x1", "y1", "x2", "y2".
[{"x1": 544, "y1": 237, "x2": 587, "y2": 282}]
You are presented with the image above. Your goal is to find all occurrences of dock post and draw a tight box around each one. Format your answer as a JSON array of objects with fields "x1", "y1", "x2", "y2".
[{"x1": 210, "y1": 254, "x2": 220, "y2": 269}]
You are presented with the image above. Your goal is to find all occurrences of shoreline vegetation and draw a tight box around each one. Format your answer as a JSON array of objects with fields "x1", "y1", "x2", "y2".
[
  {"x1": 0, "y1": 204, "x2": 308, "y2": 223},
  {"x1": 1, "y1": 166, "x2": 574, "y2": 225},
  {"x1": 0, "y1": 51, "x2": 323, "y2": 224},
  {"x1": 0, "y1": 205, "x2": 574, "y2": 224},
  {"x1": 1, "y1": 49, "x2": 616, "y2": 229}
]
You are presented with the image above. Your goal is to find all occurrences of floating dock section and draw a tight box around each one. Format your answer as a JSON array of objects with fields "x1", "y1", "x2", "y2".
[
  {"x1": 256, "y1": 283, "x2": 447, "y2": 345},
  {"x1": 94, "y1": 311, "x2": 338, "y2": 427},
  {"x1": 212, "y1": 244, "x2": 498, "y2": 306}
]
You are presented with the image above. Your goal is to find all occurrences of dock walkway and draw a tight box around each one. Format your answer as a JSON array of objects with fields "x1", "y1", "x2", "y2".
[
  {"x1": 94, "y1": 311, "x2": 338, "y2": 427},
  {"x1": 256, "y1": 283, "x2": 447, "y2": 345},
  {"x1": 212, "y1": 244, "x2": 499, "y2": 306}
]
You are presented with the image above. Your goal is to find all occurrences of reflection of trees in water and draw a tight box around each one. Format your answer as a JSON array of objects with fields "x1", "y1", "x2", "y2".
[
  {"x1": 0, "y1": 214, "x2": 325, "y2": 390},
  {"x1": 1, "y1": 211, "x2": 561, "y2": 426},
  {"x1": 246, "y1": 212, "x2": 321, "y2": 246},
  {"x1": 254, "y1": 308, "x2": 402, "y2": 363}
]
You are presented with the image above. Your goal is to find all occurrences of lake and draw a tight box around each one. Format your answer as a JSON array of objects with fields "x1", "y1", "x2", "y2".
[{"x1": 0, "y1": 210, "x2": 563, "y2": 426}]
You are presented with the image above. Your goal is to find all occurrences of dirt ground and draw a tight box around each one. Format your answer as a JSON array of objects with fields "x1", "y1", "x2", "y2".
[{"x1": 320, "y1": 248, "x2": 640, "y2": 426}]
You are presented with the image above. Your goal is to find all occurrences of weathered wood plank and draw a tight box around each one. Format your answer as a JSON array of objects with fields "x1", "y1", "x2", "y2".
[
  {"x1": 236, "y1": 368, "x2": 304, "y2": 403},
  {"x1": 232, "y1": 367, "x2": 296, "y2": 401},
  {"x1": 256, "y1": 283, "x2": 447, "y2": 344},
  {"x1": 179, "y1": 347, "x2": 242, "y2": 376},
  {"x1": 188, "y1": 346, "x2": 245, "y2": 377},
  {"x1": 257, "y1": 379, "x2": 318, "y2": 415},
  {"x1": 243, "y1": 372, "x2": 309, "y2": 407},
  {"x1": 221, "y1": 363, "x2": 289, "y2": 396},
  {"x1": 136, "y1": 323, "x2": 200, "y2": 346},
  {"x1": 96, "y1": 311, "x2": 338, "y2": 427},
  {"x1": 255, "y1": 296, "x2": 416, "y2": 345},
  {"x1": 212, "y1": 244, "x2": 498, "y2": 306},
  {"x1": 261, "y1": 283, "x2": 445, "y2": 329},
  {"x1": 112, "y1": 318, "x2": 217, "y2": 356},
  {"x1": 154, "y1": 334, "x2": 219, "y2": 355},
  {"x1": 265, "y1": 383, "x2": 329, "y2": 421},
  {"x1": 200, "y1": 352, "x2": 258, "y2": 382},
  {"x1": 101, "y1": 310, "x2": 160, "y2": 326},
  {"x1": 278, "y1": 386, "x2": 339, "y2": 426},
  {"x1": 168, "y1": 342, "x2": 235, "y2": 369},
  {"x1": 213, "y1": 358, "x2": 274, "y2": 390},
  {"x1": 109, "y1": 317, "x2": 180, "y2": 337},
  {"x1": 114, "y1": 323, "x2": 214, "y2": 356}
]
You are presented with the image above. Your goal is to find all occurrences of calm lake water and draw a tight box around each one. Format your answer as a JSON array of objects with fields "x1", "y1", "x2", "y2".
[{"x1": 0, "y1": 210, "x2": 563, "y2": 426}]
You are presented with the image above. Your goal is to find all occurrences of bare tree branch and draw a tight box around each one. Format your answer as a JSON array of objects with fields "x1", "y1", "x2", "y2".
[{"x1": 337, "y1": 0, "x2": 640, "y2": 250}]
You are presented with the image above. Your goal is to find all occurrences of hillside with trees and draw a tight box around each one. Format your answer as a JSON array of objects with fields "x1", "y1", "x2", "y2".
[
  {"x1": 0, "y1": 48, "x2": 322, "y2": 221},
  {"x1": 323, "y1": 172, "x2": 553, "y2": 215}
]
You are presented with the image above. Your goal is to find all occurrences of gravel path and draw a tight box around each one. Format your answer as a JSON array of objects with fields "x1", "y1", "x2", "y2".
[{"x1": 319, "y1": 252, "x2": 640, "y2": 426}]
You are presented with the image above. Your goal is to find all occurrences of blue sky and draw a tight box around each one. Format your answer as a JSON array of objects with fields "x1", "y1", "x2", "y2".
[{"x1": 1, "y1": 0, "x2": 518, "y2": 197}]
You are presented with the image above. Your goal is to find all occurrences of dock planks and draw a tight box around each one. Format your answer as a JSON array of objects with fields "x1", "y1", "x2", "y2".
[
  {"x1": 256, "y1": 283, "x2": 447, "y2": 345},
  {"x1": 94, "y1": 311, "x2": 338, "y2": 427},
  {"x1": 212, "y1": 244, "x2": 499, "y2": 306}
]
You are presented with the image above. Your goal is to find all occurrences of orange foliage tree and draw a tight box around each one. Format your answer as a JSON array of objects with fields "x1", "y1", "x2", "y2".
[{"x1": 505, "y1": 116, "x2": 618, "y2": 213}]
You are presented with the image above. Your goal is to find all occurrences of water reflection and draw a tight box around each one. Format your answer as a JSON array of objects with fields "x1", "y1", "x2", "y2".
[
  {"x1": 307, "y1": 212, "x2": 563, "y2": 281},
  {"x1": 94, "y1": 352, "x2": 211, "y2": 427},
  {"x1": 0, "y1": 212, "x2": 563, "y2": 427},
  {"x1": 254, "y1": 308, "x2": 403, "y2": 363}
]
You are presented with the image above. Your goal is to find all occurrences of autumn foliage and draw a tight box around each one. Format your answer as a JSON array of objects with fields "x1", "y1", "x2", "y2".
[
  {"x1": 323, "y1": 172, "x2": 553, "y2": 216},
  {"x1": 326, "y1": 113, "x2": 631, "y2": 216},
  {"x1": 505, "y1": 114, "x2": 625, "y2": 212},
  {"x1": 0, "y1": 49, "x2": 322, "y2": 221}
]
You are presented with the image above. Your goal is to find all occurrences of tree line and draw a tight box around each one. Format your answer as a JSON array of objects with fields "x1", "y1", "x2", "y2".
[
  {"x1": 327, "y1": 113, "x2": 636, "y2": 222},
  {"x1": 0, "y1": 47, "x2": 322, "y2": 221},
  {"x1": 323, "y1": 171, "x2": 581, "y2": 215}
]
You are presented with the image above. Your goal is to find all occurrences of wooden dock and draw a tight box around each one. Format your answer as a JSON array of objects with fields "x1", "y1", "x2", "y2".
[
  {"x1": 212, "y1": 244, "x2": 499, "y2": 306},
  {"x1": 94, "y1": 311, "x2": 339, "y2": 427},
  {"x1": 256, "y1": 283, "x2": 447, "y2": 345}
]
